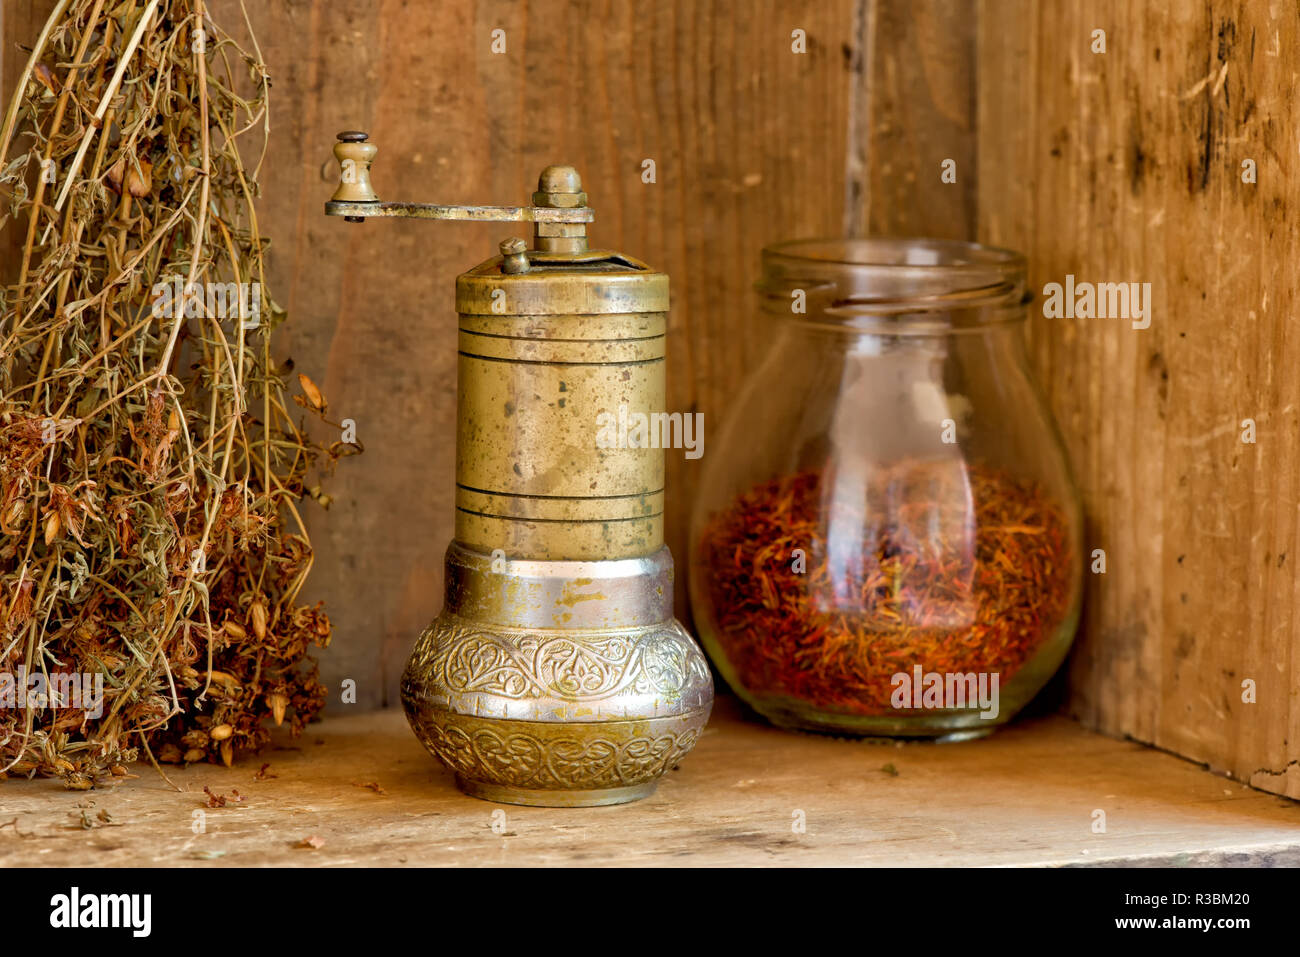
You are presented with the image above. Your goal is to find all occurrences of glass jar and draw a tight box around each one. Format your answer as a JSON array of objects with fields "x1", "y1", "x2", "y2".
[{"x1": 689, "y1": 238, "x2": 1083, "y2": 739}]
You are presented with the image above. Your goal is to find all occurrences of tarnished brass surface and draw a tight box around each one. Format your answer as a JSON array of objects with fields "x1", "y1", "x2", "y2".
[
  {"x1": 442, "y1": 542, "x2": 676, "y2": 631},
  {"x1": 324, "y1": 199, "x2": 594, "y2": 223},
  {"x1": 454, "y1": 252, "x2": 669, "y2": 316},
  {"x1": 327, "y1": 130, "x2": 712, "y2": 805},
  {"x1": 326, "y1": 133, "x2": 592, "y2": 230},
  {"x1": 330, "y1": 133, "x2": 379, "y2": 204},
  {"x1": 408, "y1": 711, "x2": 710, "y2": 808},
  {"x1": 401, "y1": 544, "x2": 712, "y2": 806},
  {"x1": 499, "y1": 237, "x2": 530, "y2": 275},
  {"x1": 408, "y1": 545, "x2": 712, "y2": 720},
  {"x1": 455, "y1": 292, "x2": 665, "y2": 559}
]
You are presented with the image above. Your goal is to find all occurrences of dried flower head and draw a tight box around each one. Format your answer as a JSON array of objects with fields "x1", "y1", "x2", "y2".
[{"x1": 0, "y1": 0, "x2": 353, "y2": 783}]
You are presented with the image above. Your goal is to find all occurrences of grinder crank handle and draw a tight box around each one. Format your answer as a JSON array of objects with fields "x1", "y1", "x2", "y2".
[{"x1": 324, "y1": 131, "x2": 594, "y2": 226}]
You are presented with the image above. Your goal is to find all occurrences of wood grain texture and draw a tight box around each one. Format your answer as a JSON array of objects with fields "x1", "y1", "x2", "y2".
[
  {"x1": 847, "y1": 0, "x2": 976, "y2": 237},
  {"x1": 977, "y1": 0, "x2": 1300, "y2": 797},
  {"x1": 2, "y1": 701, "x2": 1298, "y2": 866}
]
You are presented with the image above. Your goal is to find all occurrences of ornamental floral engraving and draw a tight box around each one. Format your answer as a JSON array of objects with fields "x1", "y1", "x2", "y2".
[
  {"x1": 410, "y1": 715, "x2": 704, "y2": 791},
  {"x1": 406, "y1": 615, "x2": 710, "y2": 706}
]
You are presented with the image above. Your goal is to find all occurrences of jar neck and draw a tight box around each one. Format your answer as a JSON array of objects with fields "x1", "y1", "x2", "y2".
[{"x1": 758, "y1": 238, "x2": 1028, "y2": 334}]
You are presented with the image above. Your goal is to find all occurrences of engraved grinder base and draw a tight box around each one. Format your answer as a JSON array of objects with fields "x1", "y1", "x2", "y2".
[{"x1": 401, "y1": 544, "x2": 712, "y2": 807}]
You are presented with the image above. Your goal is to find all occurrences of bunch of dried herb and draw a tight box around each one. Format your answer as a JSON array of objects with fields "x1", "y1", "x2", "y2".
[{"x1": 0, "y1": 0, "x2": 354, "y2": 786}]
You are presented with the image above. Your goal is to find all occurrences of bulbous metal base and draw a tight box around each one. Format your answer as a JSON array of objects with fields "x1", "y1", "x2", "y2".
[
  {"x1": 401, "y1": 543, "x2": 714, "y2": 807},
  {"x1": 405, "y1": 702, "x2": 709, "y2": 807}
]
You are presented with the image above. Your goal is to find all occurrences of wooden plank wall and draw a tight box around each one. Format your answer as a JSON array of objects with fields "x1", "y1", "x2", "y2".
[
  {"x1": 3, "y1": 1, "x2": 1297, "y2": 799},
  {"x1": 978, "y1": 0, "x2": 1300, "y2": 798}
]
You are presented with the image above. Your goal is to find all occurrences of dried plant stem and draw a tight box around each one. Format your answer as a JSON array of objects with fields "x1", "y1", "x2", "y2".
[
  {"x1": 137, "y1": 732, "x2": 181, "y2": 790},
  {"x1": 1, "y1": 0, "x2": 348, "y2": 785},
  {"x1": 161, "y1": 1, "x2": 209, "y2": 377},
  {"x1": 0, "y1": 0, "x2": 71, "y2": 167},
  {"x1": 52, "y1": 0, "x2": 161, "y2": 213},
  {"x1": 17, "y1": 0, "x2": 107, "y2": 292}
]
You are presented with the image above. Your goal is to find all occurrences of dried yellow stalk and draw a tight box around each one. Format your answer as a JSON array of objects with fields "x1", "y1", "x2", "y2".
[{"x1": 0, "y1": 0, "x2": 351, "y2": 784}]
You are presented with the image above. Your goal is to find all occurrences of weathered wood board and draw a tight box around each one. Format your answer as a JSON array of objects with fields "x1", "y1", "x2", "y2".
[
  {"x1": 976, "y1": 0, "x2": 1300, "y2": 798},
  {"x1": 2, "y1": 701, "x2": 1298, "y2": 867}
]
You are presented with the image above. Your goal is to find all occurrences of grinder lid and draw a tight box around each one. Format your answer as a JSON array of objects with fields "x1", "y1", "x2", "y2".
[
  {"x1": 456, "y1": 165, "x2": 668, "y2": 316},
  {"x1": 456, "y1": 248, "x2": 668, "y2": 316}
]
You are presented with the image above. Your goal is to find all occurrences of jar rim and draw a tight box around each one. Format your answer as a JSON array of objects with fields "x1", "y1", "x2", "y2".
[
  {"x1": 759, "y1": 237, "x2": 1028, "y2": 326},
  {"x1": 763, "y1": 237, "x2": 1025, "y2": 272}
]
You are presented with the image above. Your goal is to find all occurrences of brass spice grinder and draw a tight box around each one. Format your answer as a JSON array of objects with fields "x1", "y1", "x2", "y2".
[{"x1": 326, "y1": 132, "x2": 713, "y2": 806}]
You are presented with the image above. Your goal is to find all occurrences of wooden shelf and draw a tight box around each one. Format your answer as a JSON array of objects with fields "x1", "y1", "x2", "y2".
[{"x1": 3, "y1": 698, "x2": 1298, "y2": 867}]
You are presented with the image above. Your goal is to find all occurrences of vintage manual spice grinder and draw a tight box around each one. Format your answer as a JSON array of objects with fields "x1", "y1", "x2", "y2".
[{"x1": 326, "y1": 132, "x2": 713, "y2": 806}]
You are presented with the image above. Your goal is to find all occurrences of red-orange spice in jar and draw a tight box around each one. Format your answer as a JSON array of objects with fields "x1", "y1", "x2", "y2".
[{"x1": 687, "y1": 238, "x2": 1083, "y2": 738}]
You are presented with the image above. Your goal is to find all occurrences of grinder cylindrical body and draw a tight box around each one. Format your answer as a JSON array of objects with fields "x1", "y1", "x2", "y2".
[
  {"x1": 454, "y1": 259, "x2": 667, "y2": 559},
  {"x1": 400, "y1": 240, "x2": 713, "y2": 807}
]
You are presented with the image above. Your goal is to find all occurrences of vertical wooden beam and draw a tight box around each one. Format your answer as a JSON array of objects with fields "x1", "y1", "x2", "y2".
[
  {"x1": 978, "y1": 0, "x2": 1300, "y2": 798},
  {"x1": 847, "y1": 0, "x2": 977, "y2": 237}
]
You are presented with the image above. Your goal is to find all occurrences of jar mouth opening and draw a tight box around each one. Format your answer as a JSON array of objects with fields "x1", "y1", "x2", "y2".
[
  {"x1": 759, "y1": 238, "x2": 1029, "y2": 327},
  {"x1": 764, "y1": 237, "x2": 1026, "y2": 271}
]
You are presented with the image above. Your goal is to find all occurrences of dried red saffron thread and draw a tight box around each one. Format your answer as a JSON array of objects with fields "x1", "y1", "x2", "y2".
[{"x1": 697, "y1": 460, "x2": 1074, "y2": 716}]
